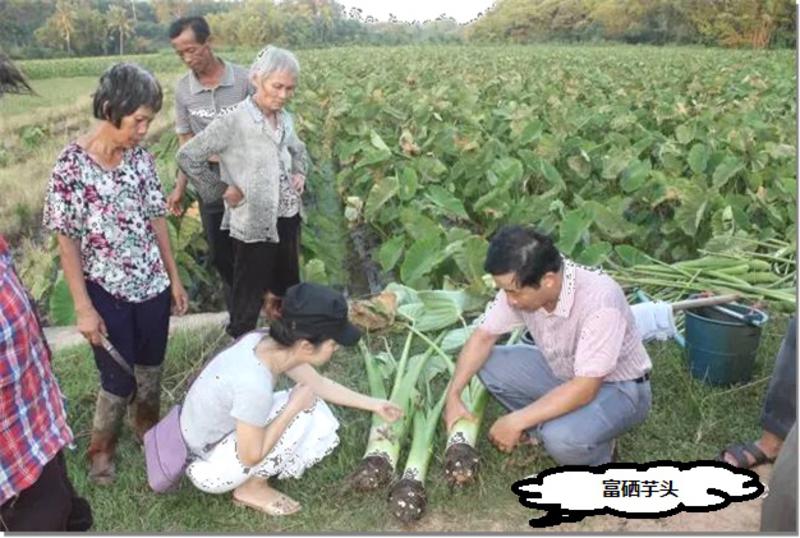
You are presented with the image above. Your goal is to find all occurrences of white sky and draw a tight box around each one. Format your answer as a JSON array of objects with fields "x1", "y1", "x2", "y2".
[{"x1": 337, "y1": 0, "x2": 496, "y2": 23}]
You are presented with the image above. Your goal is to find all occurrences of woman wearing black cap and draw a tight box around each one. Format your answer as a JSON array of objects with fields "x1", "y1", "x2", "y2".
[{"x1": 180, "y1": 283, "x2": 402, "y2": 516}]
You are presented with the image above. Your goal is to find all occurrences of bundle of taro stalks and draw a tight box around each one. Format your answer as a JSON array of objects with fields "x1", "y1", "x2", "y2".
[
  {"x1": 346, "y1": 283, "x2": 506, "y2": 524},
  {"x1": 607, "y1": 237, "x2": 796, "y2": 313}
]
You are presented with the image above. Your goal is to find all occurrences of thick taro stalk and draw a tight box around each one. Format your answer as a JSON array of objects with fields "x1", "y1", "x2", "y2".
[
  {"x1": 348, "y1": 334, "x2": 438, "y2": 491},
  {"x1": 388, "y1": 342, "x2": 454, "y2": 523},
  {"x1": 443, "y1": 377, "x2": 489, "y2": 487},
  {"x1": 444, "y1": 328, "x2": 522, "y2": 487},
  {"x1": 387, "y1": 390, "x2": 447, "y2": 523}
]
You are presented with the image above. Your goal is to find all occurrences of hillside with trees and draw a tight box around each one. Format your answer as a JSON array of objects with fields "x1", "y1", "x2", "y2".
[
  {"x1": 469, "y1": 0, "x2": 796, "y2": 48},
  {"x1": 0, "y1": 0, "x2": 463, "y2": 60},
  {"x1": 0, "y1": 0, "x2": 794, "y2": 61}
]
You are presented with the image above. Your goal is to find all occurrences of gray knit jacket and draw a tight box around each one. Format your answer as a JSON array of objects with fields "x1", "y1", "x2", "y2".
[{"x1": 177, "y1": 97, "x2": 308, "y2": 243}]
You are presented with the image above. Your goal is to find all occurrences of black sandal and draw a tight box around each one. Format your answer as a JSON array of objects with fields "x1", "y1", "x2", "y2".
[{"x1": 716, "y1": 442, "x2": 775, "y2": 469}]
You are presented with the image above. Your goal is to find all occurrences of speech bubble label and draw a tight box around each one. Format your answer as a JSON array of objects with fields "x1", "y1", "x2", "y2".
[{"x1": 511, "y1": 460, "x2": 764, "y2": 528}]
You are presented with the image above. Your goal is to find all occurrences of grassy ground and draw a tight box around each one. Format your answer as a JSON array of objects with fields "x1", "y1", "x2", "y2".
[
  {"x1": 51, "y1": 315, "x2": 788, "y2": 532},
  {"x1": 0, "y1": 76, "x2": 99, "y2": 237},
  {"x1": 0, "y1": 76, "x2": 99, "y2": 117}
]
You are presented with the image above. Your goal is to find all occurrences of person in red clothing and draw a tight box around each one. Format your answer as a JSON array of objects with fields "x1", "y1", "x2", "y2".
[{"x1": 0, "y1": 55, "x2": 92, "y2": 532}]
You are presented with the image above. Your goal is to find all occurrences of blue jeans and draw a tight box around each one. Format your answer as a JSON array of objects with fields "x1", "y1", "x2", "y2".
[{"x1": 478, "y1": 344, "x2": 652, "y2": 465}]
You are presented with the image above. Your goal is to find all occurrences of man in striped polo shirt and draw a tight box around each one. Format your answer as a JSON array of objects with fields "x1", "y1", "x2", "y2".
[
  {"x1": 166, "y1": 16, "x2": 253, "y2": 311},
  {"x1": 444, "y1": 226, "x2": 652, "y2": 465}
]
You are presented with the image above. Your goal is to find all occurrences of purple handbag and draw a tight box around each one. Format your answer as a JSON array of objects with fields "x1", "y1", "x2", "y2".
[
  {"x1": 144, "y1": 404, "x2": 189, "y2": 493},
  {"x1": 143, "y1": 331, "x2": 265, "y2": 493}
]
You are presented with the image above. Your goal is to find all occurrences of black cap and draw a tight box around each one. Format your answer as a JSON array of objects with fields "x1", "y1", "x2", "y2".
[{"x1": 281, "y1": 283, "x2": 362, "y2": 346}]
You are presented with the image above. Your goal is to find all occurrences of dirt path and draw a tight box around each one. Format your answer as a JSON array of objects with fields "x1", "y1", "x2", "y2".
[{"x1": 43, "y1": 311, "x2": 228, "y2": 352}]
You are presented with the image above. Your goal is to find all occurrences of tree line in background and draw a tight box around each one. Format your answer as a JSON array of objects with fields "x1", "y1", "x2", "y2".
[
  {"x1": 0, "y1": 0, "x2": 463, "y2": 59},
  {"x1": 0, "y1": 0, "x2": 794, "y2": 60},
  {"x1": 469, "y1": 0, "x2": 796, "y2": 48}
]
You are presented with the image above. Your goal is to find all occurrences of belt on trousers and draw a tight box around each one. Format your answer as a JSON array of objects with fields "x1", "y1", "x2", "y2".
[{"x1": 632, "y1": 372, "x2": 651, "y2": 383}]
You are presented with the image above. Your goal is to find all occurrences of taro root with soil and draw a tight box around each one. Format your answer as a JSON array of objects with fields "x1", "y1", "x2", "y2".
[
  {"x1": 443, "y1": 330, "x2": 521, "y2": 488},
  {"x1": 347, "y1": 453, "x2": 395, "y2": 492},
  {"x1": 444, "y1": 440, "x2": 481, "y2": 487},
  {"x1": 388, "y1": 477, "x2": 428, "y2": 524}
]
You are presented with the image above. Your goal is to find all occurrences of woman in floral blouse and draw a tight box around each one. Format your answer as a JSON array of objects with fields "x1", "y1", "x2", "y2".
[
  {"x1": 43, "y1": 63, "x2": 188, "y2": 485},
  {"x1": 177, "y1": 45, "x2": 308, "y2": 339}
]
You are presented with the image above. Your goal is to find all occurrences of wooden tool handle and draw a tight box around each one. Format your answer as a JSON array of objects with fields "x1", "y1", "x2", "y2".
[{"x1": 670, "y1": 294, "x2": 740, "y2": 312}]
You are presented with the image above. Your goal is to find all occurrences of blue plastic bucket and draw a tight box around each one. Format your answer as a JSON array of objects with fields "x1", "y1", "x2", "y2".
[{"x1": 684, "y1": 303, "x2": 769, "y2": 386}]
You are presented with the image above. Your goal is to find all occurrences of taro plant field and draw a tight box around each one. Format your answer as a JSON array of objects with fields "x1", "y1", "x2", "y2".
[
  {"x1": 3, "y1": 44, "x2": 797, "y2": 318},
  {"x1": 288, "y1": 46, "x2": 797, "y2": 312}
]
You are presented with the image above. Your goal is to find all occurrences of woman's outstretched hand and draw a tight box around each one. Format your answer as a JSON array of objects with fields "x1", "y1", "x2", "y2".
[{"x1": 372, "y1": 399, "x2": 403, "y2": 423}]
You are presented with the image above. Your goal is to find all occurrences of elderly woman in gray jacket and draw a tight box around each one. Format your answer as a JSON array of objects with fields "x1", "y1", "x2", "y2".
[{"x1": 178, "y1": 46, "x2": 308, "y2": 338}]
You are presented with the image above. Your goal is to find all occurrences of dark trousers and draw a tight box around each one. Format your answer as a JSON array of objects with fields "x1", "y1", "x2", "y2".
[
  {"x1": 227, "y1": 215, "x2": 301, "y2": 338},
  {"x1": 757, "y1": 317, "x2": 797, "y2": 532},
  {"x1": 761, "y1": 422, "x2": 797, "y2": 532},
  {"x1": 199, "y1": 198, "x2": 234, "y2": 311},
  {"x1": 87, "y1": 281, "x2": 171, "y2": 398},
  {"x1": 761, "y1": 316, "x2": 797, "y2": 439},
  {"x1": 0, "y1": 451, "x2": 92, "y2": 532}
]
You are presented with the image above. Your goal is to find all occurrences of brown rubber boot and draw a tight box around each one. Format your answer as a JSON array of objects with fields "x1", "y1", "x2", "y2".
[
  {"x1": 87, "y1": 389, "x2": 127, "y2": 486},
  {"x1": 129, "y1": 365, "x2": 162, "y2": 444}
]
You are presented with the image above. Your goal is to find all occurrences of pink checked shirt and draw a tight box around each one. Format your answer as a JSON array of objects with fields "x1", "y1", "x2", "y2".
[{"x1": 479, "y1": 258, "x2": 652, "y2": 382}]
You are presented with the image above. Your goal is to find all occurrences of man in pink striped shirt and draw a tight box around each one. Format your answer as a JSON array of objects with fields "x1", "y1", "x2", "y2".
[{"x1": 444, "y1": 226, "x2": 652, "y2": 465}]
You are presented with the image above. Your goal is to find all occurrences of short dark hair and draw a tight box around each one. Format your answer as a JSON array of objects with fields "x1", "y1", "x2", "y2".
[
  {"x1": 92, "y1": 63, "x2": 162, "y2": 128},
  {"x1": 0, "y1": 54, "x2": 33, "y2": 97},
  {"x1": 168, "y1": 16, "x2": 211, "y2": 43},
  {"x1": 268, "y1": 318, "x2": 328, "y2": 348},
  {"x1": 484, "y1": 225, "x2": 563, "y2": 288}
]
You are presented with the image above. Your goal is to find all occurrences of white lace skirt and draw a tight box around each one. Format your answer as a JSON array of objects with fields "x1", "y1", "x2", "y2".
[{"x1": 186, "y1": 390, "x2": 340, "y2": 494}]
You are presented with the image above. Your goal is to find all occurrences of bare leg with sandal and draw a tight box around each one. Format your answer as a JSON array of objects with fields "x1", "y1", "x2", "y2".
[
  {"x1": 232, "y1": 477, "x2": 300, "y2": 516},
  {"x1": 185, "y1": 390, "x2": 339, "y2": 516}
]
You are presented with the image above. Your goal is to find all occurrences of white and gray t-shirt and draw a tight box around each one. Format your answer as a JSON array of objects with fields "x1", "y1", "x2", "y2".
[
  {"x1": 180, "y1": 331, "x2": 275, "y2": 456},
  {"x1": 174, "y1": 59, "x2": 253, "y2": 203},
  {"x1": 174, "y1": 59, "x2": 253, "y2": 137}
]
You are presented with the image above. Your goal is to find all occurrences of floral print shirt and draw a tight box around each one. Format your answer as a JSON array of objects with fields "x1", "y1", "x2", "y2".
[
  {"x1": 42, "y1": 142, "x2": 170, "y2": 303},
  {"x1": 273, "y1": 119, "x2": 301, "y2": 218}
]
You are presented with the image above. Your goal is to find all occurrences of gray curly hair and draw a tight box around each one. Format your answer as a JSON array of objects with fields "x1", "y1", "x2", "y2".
[{"x1": 249, "y1": 45, "x2": 300, "y2": 81}]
